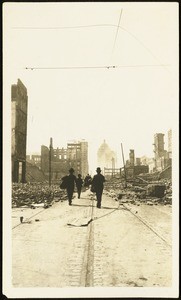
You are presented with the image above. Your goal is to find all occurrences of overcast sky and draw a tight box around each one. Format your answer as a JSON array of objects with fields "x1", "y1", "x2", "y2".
[{"x1": 4, "y1": 2, "x2": 178, "y2": 173}]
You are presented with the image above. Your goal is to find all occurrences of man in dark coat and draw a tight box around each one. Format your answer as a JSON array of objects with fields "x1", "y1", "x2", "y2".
[
  {"x1": 66, "y1": 168, "x2": 76, "y2": 205},
  {"x1": 76, "y1": 174, "x2": 83, "y2": 199},
  {"x1": 84, "y1": 174, "x2": 92, "y2": 189},
  {"x1": 91, "y1": 167, "x2": 105, "y2": 208}
]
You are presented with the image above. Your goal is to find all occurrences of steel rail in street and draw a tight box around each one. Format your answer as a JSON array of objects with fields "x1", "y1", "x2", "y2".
[
  {"x1": 12, "y1": 195, "x2": 171, "y2": 249},
  {"x1": 122, "y1": 203, "x2": 171, "y2": 248}
]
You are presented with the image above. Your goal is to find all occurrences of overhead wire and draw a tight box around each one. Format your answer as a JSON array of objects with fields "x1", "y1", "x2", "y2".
[
  {"x1": 19, "y1": 21, "x2": 171, "y2": 73},
  {"x1": 13, "y1": 22, "x2": 169, "y2": 65},
  {"x1": 24, "y1": 64, "x2": 170, "y2": 70},
  {"x1": 12, "y1": 24, "x2": 115, "y2": 30},
  {"x1": 111, "y1": 9, "x2": 123, "y2": 57}
]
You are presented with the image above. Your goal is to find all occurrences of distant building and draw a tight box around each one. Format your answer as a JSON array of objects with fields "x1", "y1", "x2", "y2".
[
  {"x1": 168, "y1": 129, "x2": 172, "y2": 158},
  {"x1": 126, "y1": 151, "x2": 149, "y2": 178},
  {"x1": 140, "y1": 156, "x2": 155, "y2": 173},
  {"x1": 26, "y1": 154, "x2": 41, "y2": 169},
  {"x1": 97, "y1": 140, "x2": 116, "y2": 172},
  {"x1": 67, "y1": 140, "x2": 88, "y2": 177},
  {"x1": 135, "y1": 158, "x2": 141, "y2": 166},
  {"x1": 153, "y1": 132, "x2": 172, "y2": 171},
  {"x1": 41, "y1": 143, "x2": 68, "y2": 180},
  {"x1": 156, "y1": 153, "x2": 172, "y2": 172},
  {"x1": 129, "y1": 149, "x2": 135, "y2": 167},
  {"x1": 11, "y1": 79, "x2": 28, "y2": 182},
  {"x1": 40, "y1": 139, "x2": 89, "y2": 180},
  {"x1": 153, "y1": 133, "x2": 165, "y2": 159}
]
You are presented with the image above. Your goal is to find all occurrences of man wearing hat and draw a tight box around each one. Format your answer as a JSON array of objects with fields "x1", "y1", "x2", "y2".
[
  {"x1": 76, "y1": 174, "x2": 83, "y2": 199},
  {"x1": 91, "y1": 167, "x2": 105, "y2": 208},
  {"x1": 66, "y1": 168, "x2": 77, "y2": 205}
]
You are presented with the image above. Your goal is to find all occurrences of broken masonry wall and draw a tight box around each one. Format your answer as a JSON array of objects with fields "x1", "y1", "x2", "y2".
[{"x1": 11, "y1": 79, "x2": 28, "y2": 183}]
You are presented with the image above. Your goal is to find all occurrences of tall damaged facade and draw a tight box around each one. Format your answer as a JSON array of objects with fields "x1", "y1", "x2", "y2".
[
  {"x1": 11, "y1": 79, "x2": 28, "y2": 183},
  {"x1": 153, "y1": 132, "x2": 172, "y2": 172},
  {"x1": 67, "y1": 140, "x2": 88, "y2": 177},
  {"x1": 41, "y1": 144, "x2": 68, "y2": 180},
  {"x1": 40, "y1": 139, "x2": 89, "y2": 180}
]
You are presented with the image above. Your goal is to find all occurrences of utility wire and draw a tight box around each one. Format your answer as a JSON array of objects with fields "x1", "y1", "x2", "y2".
[
  {"x1": 12, "y1": 24, "x2": 115, "y2": 30},
  {"x1": 25, "y1": 66, "x2": 115, "y2": 70},
  {"x1": 25, "y1": 64, "x2": 170, "y2": 71},
  {"x1": 111, "y1": 9, "x2": 123, "y2": 55},
  {"x1": 15, "y1": 22, "x2": 170, "y2": 72}
]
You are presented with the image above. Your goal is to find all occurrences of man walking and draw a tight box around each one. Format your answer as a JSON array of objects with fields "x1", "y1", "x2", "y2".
[
  {"x1": 66, "y1": 168, "x2": 76, "y2": 205},
  {"x1": 84, "y1": 174, "x2": 92, "y2": 189},
  {"x1": 76, "y1": 174, "x2": 83, "y2": 199},
  {"x1": 91, "y1": 167, "x2": 105, "y2": 208}
]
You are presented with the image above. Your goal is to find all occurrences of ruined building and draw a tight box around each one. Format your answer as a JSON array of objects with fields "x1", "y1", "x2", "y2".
[
  {"x1": 129, "y1": 149, "x2": 135, "y2": 167},
  {"x1": 41, "y1": 144, "x2": 67, "y2": 180},
  {"x1": 11, "y1": 79, "x2": 28, "y2": 182},
  {"x1": 26, "y1": 154, "x2": 41, "y2": 169},
  {"x1": 97, "y1": 140, "x2": 116, "y2": 172},
  {"x1": 135, "y1": 158, "x2": 141, "y2": 166},
  {"x1": 168, "y1": 129, "x2": 172, "y2": 154},
  {"x1": 125, "y1": 149, "x2": 149, "y2": 177},
  {"x1": 67, "y1": 140, "x2": 88, "y2": 177},
  {"x1": 154, "y1": 133, "x2": 165, "y2": 160},
  {"x1": 140, "y1": 156, "x2": 155, "y2": 173},
  {"x1": 40, "y1": 139, "x2": 89, "y2": 180},
  {"x1": 153, "y1": 132, "x2": 172, "y2": 172}
]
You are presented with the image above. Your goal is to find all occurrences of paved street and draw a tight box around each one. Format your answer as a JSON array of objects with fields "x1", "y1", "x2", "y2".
[{"x1": 12, "y1": 189, "x2": 172, "y2": 287}]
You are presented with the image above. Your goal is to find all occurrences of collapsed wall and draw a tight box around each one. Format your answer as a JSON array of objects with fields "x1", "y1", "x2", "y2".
[{"x1": 26, "y1": 162, "x2": 47, "y2": 182}]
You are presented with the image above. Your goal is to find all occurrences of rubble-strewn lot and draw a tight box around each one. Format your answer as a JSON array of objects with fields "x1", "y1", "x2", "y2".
[
  {"x1": 12, "y1": 183, "x2": 68, "y2": 208},
  {"x1": 12, "y1": 176, "x2": 172, "y2": 209},
  {"x1": 104, "y1": 177, "x2": 172, "y2": 206}
]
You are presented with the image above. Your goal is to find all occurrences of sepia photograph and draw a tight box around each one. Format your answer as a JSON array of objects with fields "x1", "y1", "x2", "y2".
[{"x1": 3, "y1": 2, "x2": 179, "y2": 298}]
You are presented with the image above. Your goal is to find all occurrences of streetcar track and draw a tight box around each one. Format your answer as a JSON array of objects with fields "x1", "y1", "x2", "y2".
[
  {"x1": 15, "y1": 197, "x2": 171, "y2": 249},
  {"x1": 80, "y1": 197, "x2": 171, "y2": 287},
  {"x1": 12, "y1": 194, "x2": 172, "y2": 287},
  {"x1": 13, "y1": 197, "x2": 171, "y2": 249},
  {"x1": 81, "y1": 200, "x2": 123, "y2": 286},
  {"x1": 122, "y1": 203, "x2": 171, "y2": 248},
  {"x1": 81, "y1": 198, "x2": 95, "y2": 287}
]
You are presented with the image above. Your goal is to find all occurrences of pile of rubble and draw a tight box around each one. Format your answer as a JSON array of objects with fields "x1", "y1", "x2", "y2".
[
  {"x1": 12, "y1": 183, "x2": 67, "y2": 208},
  {"x1": 104, "y1": 177, "x2": 172, "y2": 206}
]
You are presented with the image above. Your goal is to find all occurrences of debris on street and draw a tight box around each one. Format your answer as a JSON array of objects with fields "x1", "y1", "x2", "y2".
[{"x1": 12, "y1": 183, "x2": 67, "y2": 208}]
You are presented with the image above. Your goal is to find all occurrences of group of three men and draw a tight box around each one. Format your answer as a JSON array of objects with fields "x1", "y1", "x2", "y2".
[{"x1": 63, "y1": 167, "x2": 105, "y2": 208}]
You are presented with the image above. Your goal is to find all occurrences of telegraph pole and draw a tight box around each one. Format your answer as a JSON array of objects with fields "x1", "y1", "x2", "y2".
[
  {"x1": 111, "y1": 157, "x2": 114, "y2": 178},
  {"x1": 121, "y1": 143, "x2": 127, "y2": 188},
  {"x1": 49, "y1": 137, "x2": 53, "y2": 187},
  {"x1": 111, "y1": 157, "x2": 115, "y2": 178}
]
